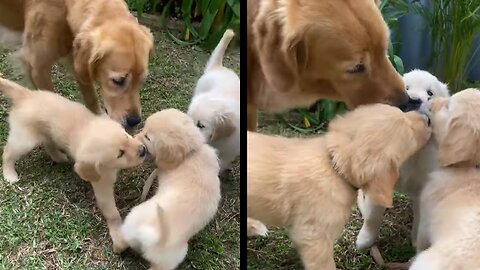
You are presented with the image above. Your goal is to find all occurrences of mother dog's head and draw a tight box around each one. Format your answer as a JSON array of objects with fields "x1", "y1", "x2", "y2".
[
  {"x1": 73, "y1": 19, "x2": 154, "y2": 129},
  {"x1": 326, "y1": 104, "x2": 431, "y2": 208},
  {"x1": 253, "y1": 0, "x2": 408, "y2": 109}
]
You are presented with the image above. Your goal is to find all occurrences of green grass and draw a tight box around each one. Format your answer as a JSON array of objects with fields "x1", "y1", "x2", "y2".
[
  {"x1": 247, "y1": 113, "x2": 417, "y2": 270},
  {"x1": 0, "y1": 30, "x2": 239, "y2": 269}
]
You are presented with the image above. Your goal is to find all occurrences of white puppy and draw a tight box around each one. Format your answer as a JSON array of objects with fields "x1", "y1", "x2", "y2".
[
  {"x1": 356, "y1": 70, "x2": 450, "y2": 249},
  {"x1": 121, "y1": 109, "x2": 221, "y2": 270},
  {"x1": 410, "y1": 89, "x2": 480, "y2": 270},
  {"x1": 187, "y1": 29, "x2": 240, "y2": 174}
]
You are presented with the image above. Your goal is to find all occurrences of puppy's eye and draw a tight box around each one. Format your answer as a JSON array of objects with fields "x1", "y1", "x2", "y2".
[
  {"x1": 117, "y1": 150, "x2": 125, "y2": 158},
  {"x1": 144, "y1": 134, "x2": 150, "y2": 141},
  {"x1": 112, "y1": 75, "x2": 128, "y2": 87},
  {"x1": 197, "y1": 121, "x2": 205, "y2": 129},
  {"x1": 406, "y1": 86, "x2": 409, "y2": 91},
  {"x1": 427, "y1": 90, "x2": 434, "y2": 96},
  {"x1": 347, "y1": 64, "x2": 365, "y2": 74}
]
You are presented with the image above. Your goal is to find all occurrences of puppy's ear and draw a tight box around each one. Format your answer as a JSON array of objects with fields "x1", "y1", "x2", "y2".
[
  {"x1": 74, "y1": 162, "x2": 100, "y2": 182},
  {"x1": 155, "y1": 126, "x2": 204, "y2": 169},
  {"x1": 362, "y1": 165, "x2": 398, "y2": 208},
  {"x1": 253, "y1": 6, "x2": 307, "y2": 93},
  {"x1": 438, "y1": 118, "x2": 480, "y2": 167},
  {"x1": 73, "y1": 31, "x2": 106, "y2": 84},
  {"x1": 211, "y1": 112, "x2": 236, "y2": 142}
]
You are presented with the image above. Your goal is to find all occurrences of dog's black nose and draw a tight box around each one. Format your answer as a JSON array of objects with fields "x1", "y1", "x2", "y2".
[
  {"x1": 126, "y1": 115, "x2": 141, "y2": 127},
  {"x1": 398, "y1": 97, "x2": 422, "y2": 112},
  {"x1": 139, "y1": 145, "x2": 147, "y2": 158}
]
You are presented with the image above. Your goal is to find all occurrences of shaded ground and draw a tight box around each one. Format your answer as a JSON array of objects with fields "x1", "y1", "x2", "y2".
[
  {"x1": 0, "y1": 30, "x2": 239, "y2": 269},
  {"x1": 247, "y1": 113, "x2": 417, "y2": 270}
]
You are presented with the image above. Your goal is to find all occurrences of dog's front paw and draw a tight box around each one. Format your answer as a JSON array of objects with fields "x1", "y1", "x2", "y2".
[
  {"x1": 3, "y1": 171, "x2": 19, "y2": 184},
  {"x1": 356, "y1": 228, "x2": 377, "y2": 250},
  {"x1": 247, "y1": 218, "x2": 269, "y2": 237},
  {"x1": 50, "y1": 152, "x2": 69, "y2": 163},
  {"x1": 112, "y1": 237, "x2": 128, "y2": 254}
]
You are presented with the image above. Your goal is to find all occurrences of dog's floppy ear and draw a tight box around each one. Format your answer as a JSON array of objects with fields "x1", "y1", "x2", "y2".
[
  {"x1": 74, "y1": 162, "x2": 101, "y2": 182},
  {"x1": 155, "y1": 126, "x2": 204, "y2": 169},
  {"x1": 73, "y1": 31, "x2": 107, "y2": 84},
  {"x1": 253, "y1": 6, "x2": 308, "y2": 93},
  {"x1": 139, "y1": 25, "x2": 155, "y2": 59},
  {"x1": 438, "y1": 117, "x2": 480, "y2": 167},
  {"x1": 211, "y1": 112, "x2": 236, "y2": 142}
]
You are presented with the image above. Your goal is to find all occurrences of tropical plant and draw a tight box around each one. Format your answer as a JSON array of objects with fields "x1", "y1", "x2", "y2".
[
  {"x1": 277, "y1": 0, "x2": 407, "y2": 134},
  {"x1": 127, "y1": 0, "x2": 240, "y2": 49},
  {"x1": 388, "y1": 0, "x2": 480, "y2": 92}
]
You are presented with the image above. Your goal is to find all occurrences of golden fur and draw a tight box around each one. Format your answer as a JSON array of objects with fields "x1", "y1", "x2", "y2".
[
  {"x1": 0, "y1": 76, "x2": 146, "y2": 253},
  {"x1": 409, "y1": 89, "x2": 480, "y2": 270},
  {"x1": 121, "y1": 109, "x2": 221, "y2": 270},
  {"x1": 0, "y1": 0, "x2": 153, "y2": 128},
  {"x1": 247, "y1": 0, "x2": 408, "y2": 130},
  {"x1": 247, "y1": 104, "x2": 431, "y2": 269}
]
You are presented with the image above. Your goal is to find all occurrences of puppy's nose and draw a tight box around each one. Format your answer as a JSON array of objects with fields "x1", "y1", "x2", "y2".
[
  {"x1": 398, "y1": 97, "x2": 422, "y2": 112},
  {"x1": 126, "y1": 115, "x2": 141, "y2": 127},
  {"x1": 139, "y1": 144, "x2": 147, "y2": 158}
]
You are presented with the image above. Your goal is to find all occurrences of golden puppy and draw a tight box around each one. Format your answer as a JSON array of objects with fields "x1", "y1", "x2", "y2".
[
  {"x1": 247, "y1": 0, "x2": 409, "y2": 131},
  {"x1": 409, "y1": 89, "x2": 480, "y2": 270},
  {"x1": 0, "y1": 77, "x2": 147, "y2": 253},
  {"x1": 121, "y1": 109, "x2": 221, "y2": 270},
  {"x1": 0, "y1": 0, "x2": 153, "y2": 129},
  {"x1": 247, "y1": 104, "x2": 431, "y2": 270}
]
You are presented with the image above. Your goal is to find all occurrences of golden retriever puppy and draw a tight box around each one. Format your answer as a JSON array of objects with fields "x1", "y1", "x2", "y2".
[
  {"x1": 0, "y1": 0, "x2": 154, "y2": 129},
  {"x1": 247, "y1": 104, "x2": 431, "y2": 270},
  {"x1": 356, "y1": 70, "x2": 450, "y2": 250},
  {"x1": 247, "y1": 0, "x2": 411, "y2": 131},
  {"x1": 409, "y1": 89, "x2": 480, "y2": 270},
  {"x1": 121, "y1": 109, "x2": 221, "y2": 270},
  {"x1": 0, "y1": 76, "x2": 147, "y2": 253},
  {"x1": 187, "y1": 29, "x2": 239, "y2": 173}
]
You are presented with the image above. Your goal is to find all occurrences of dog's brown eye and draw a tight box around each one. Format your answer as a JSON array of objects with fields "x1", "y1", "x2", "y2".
[
  {"x1": 117, "y1": 150, "x2": 125, "y2": 158},
  {"x1": 112, "y1": 75, "x2": 128, "y2": 87},
  {"x1": 144, "y1": 134, "x2": 150, "y2": 141},
  {"x1": 427, "y1": 90, "x2": 434, "y2": 96},
  {"x1": 406, "y1": 86, "x2": 409, "y2": 90},
  {"x1": 197, "y1": 121, "x2": 205, "y2": 129},
  {"x1": 347, "y1": 64, "x2": 365, "y2": 74}
]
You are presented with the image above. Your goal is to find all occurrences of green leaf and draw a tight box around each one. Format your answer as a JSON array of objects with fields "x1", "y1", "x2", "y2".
[{"x1": 393, "y1": 55, "x2": 404, "y2": 75}]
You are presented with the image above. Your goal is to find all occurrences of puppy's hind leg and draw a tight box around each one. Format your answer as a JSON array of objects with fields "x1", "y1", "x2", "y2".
[
  {"x1": 44, "y1": 140, "x2": 68, "y2": 163},
  {"x1": 356, "y1": 191, "x2": 386, "y2": 250},
  {"x1": 2, "y1": 123, "x2": 40, "y2": 183},
  {"x1": 291, "y1": 228, "x2": 336, "y2": 270}
]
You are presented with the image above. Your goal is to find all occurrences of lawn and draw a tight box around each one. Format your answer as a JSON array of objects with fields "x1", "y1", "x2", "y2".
[
  {"x1": 247, "y1": 112, "x2": 417, "y2": 270},
  {"x1": 0, "y1": 30, "x2": 240, "y2": 269}
]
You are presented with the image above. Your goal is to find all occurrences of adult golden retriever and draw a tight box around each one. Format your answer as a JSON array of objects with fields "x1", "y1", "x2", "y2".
[
  {"x1": 247, "y1": 0, "x2": 409, "y2": 130},
  {"x1": 247, "y1": 104, "x2": 431, "y2": 269},
  {"x1": 0, "y1": 0, "x2": 153, "y2": 129}
]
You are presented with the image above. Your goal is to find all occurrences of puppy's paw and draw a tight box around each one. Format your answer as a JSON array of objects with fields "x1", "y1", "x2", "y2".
[
  {"x1": 50, "y1": 152, "x2": 69, "y2": 163},
  {"x1": 247, "y1": 218, "x2": 268, "y2": 237},
  {"x1": 112, "y1": 238, "x2": 128, "y2": 254},
  {"x1": 3, "y1": 171, "x2": 19, "y2": 184},
  {"x1": 356, "y1": 228, "x2": 377, "y2": 250}
]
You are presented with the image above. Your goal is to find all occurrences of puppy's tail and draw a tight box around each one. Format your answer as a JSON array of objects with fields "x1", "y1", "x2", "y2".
[
  {"x1": 155, "y1": 204, "x2": 169, "y2": 246},
  {"x1": 204, "y1": 29, "x2": 235, "y2": 72},
  {"x1": 0, "y1": 75, "x2": 31, "y2": 103}
]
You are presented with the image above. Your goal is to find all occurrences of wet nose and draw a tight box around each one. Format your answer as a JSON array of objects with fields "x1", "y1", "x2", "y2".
[
  {"x1": 398, "y1": 97, "x2": 422, "y2": 112},
  {"x1": 126, "y1": 115, "x2": 141, "y2": 127},
  {"x1": 139, "y1": 144, "x2": 147, "y2": 158}
]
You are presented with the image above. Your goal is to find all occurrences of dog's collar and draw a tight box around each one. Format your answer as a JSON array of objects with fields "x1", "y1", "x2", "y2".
[{"x1": 328, "y1": 151, "x2": 359, "y2": 191}]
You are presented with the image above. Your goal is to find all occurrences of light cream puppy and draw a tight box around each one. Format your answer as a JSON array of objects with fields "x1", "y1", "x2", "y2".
[
  {"x1": 187, "y1": 29, "x2": 239, "y2": 173},
  {"x1": 247, "y1": 104, "x2": 431, "y2": 270},
  {"x1": 356, "y1": 70, "x2": 450, "y2": 249},
  {"x1": 0, "y1": 76, "x2": 147, "y2": 253},
  {"x1": 121, "y1": 109, "x2": 221, "y2": 270},
  {"x1": 409, "y1": 89, "x2": 480, "y2": 270}
]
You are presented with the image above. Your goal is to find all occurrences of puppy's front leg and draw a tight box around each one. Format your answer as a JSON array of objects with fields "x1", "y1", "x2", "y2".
[
  {"x1": 356, "y1": 191, "x2": 386, "y2": 249},
  {"x1": 140, "y1": 169, "x2": 158, "y2": 202},
  {"x1": 90, "y1": 171, "x2": 127, "y2": 253},
  {"x1": 291, "y1": 228, "x2": 336, "y2": 270}
]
